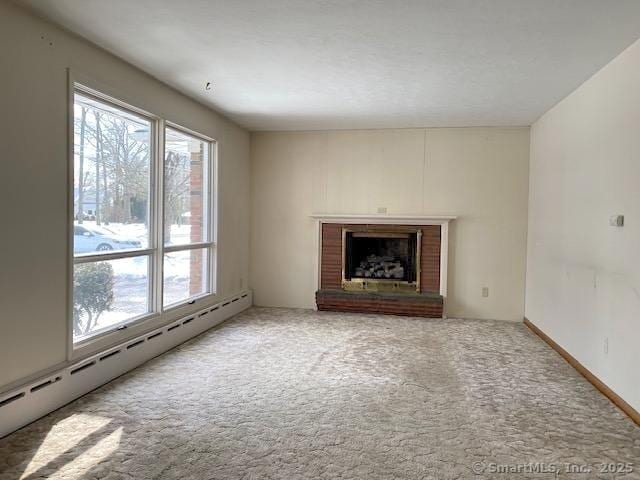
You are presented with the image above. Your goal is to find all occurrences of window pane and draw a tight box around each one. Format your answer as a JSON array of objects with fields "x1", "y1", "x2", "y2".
[
  {"x1": 73, "y1": 256, "x2": 150, "y2": 340},
  {"x1": 73, "y1": 93, "x2": 151, "y2": 255},
  {"x1": 163, "y1": 249, "x2": 208, "y2": 307},
  {"x1": 164, "y1": 128, "x2": 208, "y2": 246}
]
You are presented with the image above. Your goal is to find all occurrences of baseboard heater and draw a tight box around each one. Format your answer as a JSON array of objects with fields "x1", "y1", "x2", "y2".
[{"x1": 0, "y1": 290, "x2": 252, "y2": 438}]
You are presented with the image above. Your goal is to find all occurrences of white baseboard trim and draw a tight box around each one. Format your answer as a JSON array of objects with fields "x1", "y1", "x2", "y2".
[{"x1": 0, "y1": 290, "x2": 252, "y2": 438}]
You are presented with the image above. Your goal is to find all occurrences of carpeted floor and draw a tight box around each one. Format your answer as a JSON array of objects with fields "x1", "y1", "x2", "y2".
[{"x1": 0, "y1": 308, "x2": 639, "y2": 479}]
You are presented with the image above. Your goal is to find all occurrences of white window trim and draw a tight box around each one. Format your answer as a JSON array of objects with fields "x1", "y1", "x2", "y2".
[{"x1": 67, "y1": 71, "x2": 218, "y2": 359}]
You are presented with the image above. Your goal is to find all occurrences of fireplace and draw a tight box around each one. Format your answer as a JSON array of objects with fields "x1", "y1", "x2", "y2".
[
  {"x1": 313, "y1": 217, "x2": 454, "y2": 318},
  {"x1": 342, "y1": 228, "x2": 421, "y2": 293}
]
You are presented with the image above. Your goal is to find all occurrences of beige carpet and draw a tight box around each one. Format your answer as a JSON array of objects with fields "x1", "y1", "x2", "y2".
[{"x1": 0, "y1": 308, "x2": 638, "y2": 479}]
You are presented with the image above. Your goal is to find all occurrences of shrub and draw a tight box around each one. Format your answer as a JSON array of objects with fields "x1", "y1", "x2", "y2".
[{"x1": 73, "y1": 262, "x2": 115, "y2": 336}]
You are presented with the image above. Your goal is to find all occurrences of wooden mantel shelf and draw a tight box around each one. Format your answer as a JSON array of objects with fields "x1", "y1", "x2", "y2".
[{"x1": 309, "y1": 214, "x2": 457, "y2": 225}]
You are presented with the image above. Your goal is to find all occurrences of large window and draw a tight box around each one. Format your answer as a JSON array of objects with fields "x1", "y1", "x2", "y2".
[{"x1": 72, "y1": 86, "x2": 215, "y2": 343}]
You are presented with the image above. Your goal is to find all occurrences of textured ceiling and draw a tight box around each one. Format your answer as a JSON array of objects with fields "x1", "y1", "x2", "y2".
[{"x1": 18, "y1": 0, "x2": 640, "y2": 131}]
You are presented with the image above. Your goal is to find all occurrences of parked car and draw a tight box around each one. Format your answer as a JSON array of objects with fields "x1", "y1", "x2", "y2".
[
  {"x1": 75, "y1": 211, "x2": 96, "y2": 221},
  {"x1": 74, "y1": 224, "x2": 142, "y2": 253}
]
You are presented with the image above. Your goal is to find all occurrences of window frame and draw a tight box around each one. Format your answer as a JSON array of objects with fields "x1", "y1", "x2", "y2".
[
  {"x1": 68, "y1": 78, "x2": 218, "y2": 356},
  {"x1": 161, "y1": 122, "x2": 217, "y2": 310}
]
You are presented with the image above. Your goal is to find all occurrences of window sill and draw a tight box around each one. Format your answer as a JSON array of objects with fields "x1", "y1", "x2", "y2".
[{"x1": 70, "y1": 292, "x2": 219, "y2": 361}]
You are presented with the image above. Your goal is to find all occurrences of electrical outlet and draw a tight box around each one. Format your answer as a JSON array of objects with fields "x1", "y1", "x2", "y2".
[
  {"x1": 482, "y1": 287, "x2": 489, "y2": 298},
  {"x1": 604, "y1": 338, "x2": 608, "y2": 355},
  {"x1": 609, "y1": 215, "x2": 624, "y2": 227},
  {"x1": 377, "y1": 207, "x2": 387, "y2": 214}
]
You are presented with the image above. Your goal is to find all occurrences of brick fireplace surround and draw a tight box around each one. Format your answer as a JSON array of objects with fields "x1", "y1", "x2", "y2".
[{"x1": 312, "y1": 215, "x2": 455, "y2": 318}]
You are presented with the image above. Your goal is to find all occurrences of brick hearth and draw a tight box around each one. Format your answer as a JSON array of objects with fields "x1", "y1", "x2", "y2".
[{"x1": 316, "y1": 290, "x2": 443, "y2": 317}]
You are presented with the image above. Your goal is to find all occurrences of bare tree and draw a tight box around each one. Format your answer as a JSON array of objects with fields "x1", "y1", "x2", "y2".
[
  {"x1": 95, "y1": 111, "x2": 102, "y2": 225},
  {"x1": 163, "y1": 150, "x2": 191, "y2": 243},
  {"x1": 95, "y1": 116, "x2": 149, "y2": 224},
  {"x1": 77, "y1": 107, "x2": 150, "y2": 225},
  {"x1": 76, "y1": 106, "x2": 87, "y2": 223}
]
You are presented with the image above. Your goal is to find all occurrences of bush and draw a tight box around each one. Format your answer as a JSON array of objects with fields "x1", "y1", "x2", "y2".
[{"x1": 73, "y1": 262, "x2": 115, "y2": 336}]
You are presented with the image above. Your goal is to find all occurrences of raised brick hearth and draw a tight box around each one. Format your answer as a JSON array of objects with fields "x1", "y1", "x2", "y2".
[
  {"x1": 316, "y1": 290, "x2": 444, "y2": 317},
  {"x1": 316, "y1": 222, "x2": 446, "y2": 318}
]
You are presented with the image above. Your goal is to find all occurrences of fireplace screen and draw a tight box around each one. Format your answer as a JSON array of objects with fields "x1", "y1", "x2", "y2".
[{"x1": 342, "y1": 229, "x2": 421, "y2": 292}]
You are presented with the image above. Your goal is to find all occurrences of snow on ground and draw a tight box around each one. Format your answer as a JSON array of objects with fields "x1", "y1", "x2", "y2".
[{"x1": 78, "y1": 221, "x2": 195, "y2": 277}]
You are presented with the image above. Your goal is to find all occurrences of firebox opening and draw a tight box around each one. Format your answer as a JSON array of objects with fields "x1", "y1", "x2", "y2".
[{"x1": 342, "y1": 230, "x2": 420, "y2": 292}]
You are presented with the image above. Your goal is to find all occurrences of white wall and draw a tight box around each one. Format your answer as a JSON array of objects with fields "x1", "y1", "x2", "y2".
[
  {"x1": 526, "y1": 39, "x2": 640, "y2": 412},
  {"x1": 251, "y1": 127, "x2": 530, "y2": 321},
  {"x1": 0, "y1": 1, "x2": 250, "y2": 390}
]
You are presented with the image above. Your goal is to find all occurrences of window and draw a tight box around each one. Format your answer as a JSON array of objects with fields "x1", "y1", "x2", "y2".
[
  {"x1": 163, "y1": 128, "x2": 213, "y2": 307},
  {"x1": 72, "y1": 86, "x2": 215, "y2": 343}
]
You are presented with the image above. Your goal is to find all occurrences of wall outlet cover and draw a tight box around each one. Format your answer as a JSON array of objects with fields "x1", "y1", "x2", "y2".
[{"x1": 609, "y1": 215, "x2": 624, "y2": 227}]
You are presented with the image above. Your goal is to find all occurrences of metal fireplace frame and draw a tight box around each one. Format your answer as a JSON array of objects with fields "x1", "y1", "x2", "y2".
[{"x1": 341, "y1": 227, "x2": 422, "y2": 293}]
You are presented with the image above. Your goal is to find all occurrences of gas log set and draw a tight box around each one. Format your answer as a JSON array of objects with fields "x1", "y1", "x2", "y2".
[{"x1": 354, "y1": 255, "x2": 405, "y2": 279}]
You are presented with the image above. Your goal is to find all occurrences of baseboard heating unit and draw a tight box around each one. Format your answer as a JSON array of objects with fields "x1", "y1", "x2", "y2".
[{"x1": 0, "y1": 290, "x2": 252, "y2": 438}]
